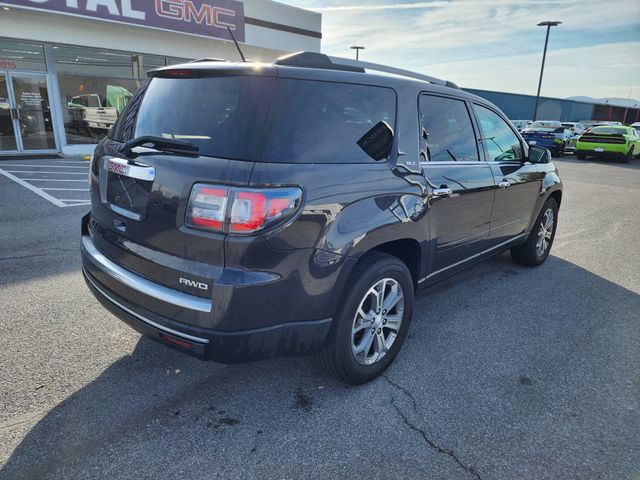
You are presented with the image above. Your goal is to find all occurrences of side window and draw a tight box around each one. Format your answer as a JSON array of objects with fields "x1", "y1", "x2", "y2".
[
  {"x1": 419, "y1": 95, "x2": 479, "y2": 162},
  {"x1": 474, "y1": 104, "x2": 523, "y2": 162}
]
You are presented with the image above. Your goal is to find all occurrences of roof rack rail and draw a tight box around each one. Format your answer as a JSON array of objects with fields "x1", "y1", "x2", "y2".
[
  {"x1": 275, "y1": 51, "x2": 364, "y2": 73},
  {"x1": 188, "y1": 58, "x2": 228, "y2": 63},
  {"x1": 274, "y1": 51, "x2": 459, "y2": 89},
  {"x1": 328, "y1": 55, "x2": 459, "y2": 89}
]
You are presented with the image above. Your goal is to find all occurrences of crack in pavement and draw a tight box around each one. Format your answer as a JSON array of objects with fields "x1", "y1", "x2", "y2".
[
  {"x1": 382, "y1": 375, "x2": 482, "y2": 480},
  {"x1": 382, "y1": 374, "x2": 419, "y2": 412}
]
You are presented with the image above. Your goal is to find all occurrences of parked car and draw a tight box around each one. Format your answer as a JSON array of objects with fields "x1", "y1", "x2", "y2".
[
  {"x1": 510, "y1": 119, "x2": 532, "y2": 132},
  {"x1": 0, "y1": 101, "x2": 39, "y2": 137},
  {"x1": 630, "y1": 121, "x2": 640, "y2": 132},
  {"x1": 576, "y1": 125, "x2": 640, "y2": 162},
  {"x1": 81, "y1": 52, "x2": 563, "y2": 384},
  {"x1": 561, "y1": 122, "x2": 586, "y2": 154},
  {"x1": 521, "y1": 122, "x2": 572, "y2": 156}
]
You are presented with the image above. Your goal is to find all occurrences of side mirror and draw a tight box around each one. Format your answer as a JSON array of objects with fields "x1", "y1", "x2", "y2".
[
  {"x1": 357, "y1": 121, "x2": 393, "y2": 161},
  {"x1": 528, "y1": 145, "x2": 551, "y2": 164}
]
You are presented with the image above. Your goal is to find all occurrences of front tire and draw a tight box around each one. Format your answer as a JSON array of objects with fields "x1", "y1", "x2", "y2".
[
  {"x1": 319, "y1": 252, "x2": 414, "y2": 385},
  {"x1": 576, "y1": 151, "x2": 586, "y2": 160},
  {"x1": 623, "y1": 149, "x2": 632, "y2": 164},
  {"x1": 511, "y1": 197, "x2": 558, "y2": 267}
]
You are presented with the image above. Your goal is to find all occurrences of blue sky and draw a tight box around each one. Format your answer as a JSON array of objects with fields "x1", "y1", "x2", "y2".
[{"x1": 281, "y1": 0, "x2": 640, "y2": 100}]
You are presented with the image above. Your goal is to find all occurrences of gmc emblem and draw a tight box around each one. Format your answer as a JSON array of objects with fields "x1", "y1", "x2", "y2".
[{"x1": 179, "y1": 277, "x2": 209, "y2": 291}]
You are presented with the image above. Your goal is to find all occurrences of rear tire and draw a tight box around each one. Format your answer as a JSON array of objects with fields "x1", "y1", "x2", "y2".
[
  {"x1": 319, "y1": 252, "x2": 414, "y2": 385},
  {"x1": 511, "y1": 197, "x2": 558, "y2": 267}
]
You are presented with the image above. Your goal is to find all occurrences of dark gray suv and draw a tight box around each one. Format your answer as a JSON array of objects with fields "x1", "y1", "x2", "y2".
[{"x1": 81, "y1": 52, "x2": 562, "y2": 384}]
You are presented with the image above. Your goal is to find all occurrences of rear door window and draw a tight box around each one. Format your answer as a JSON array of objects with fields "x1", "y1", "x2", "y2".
[
  {"x1": 260, "y1": 79, "x2": 396, "y2": 163},
  {"x1": 132, "y1": 76, "x2": 395, "y2": 163},
  {"x1": 419, "y1": 95, "x2": 479, "y2": 162}
]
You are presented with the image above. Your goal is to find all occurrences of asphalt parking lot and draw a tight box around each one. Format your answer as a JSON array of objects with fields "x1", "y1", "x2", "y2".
[{"x1": 0, "y1": 156, "x2": 638, "y2": 480}]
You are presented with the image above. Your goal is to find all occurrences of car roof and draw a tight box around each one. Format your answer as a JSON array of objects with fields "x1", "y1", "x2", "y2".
[{"x1": 150, "y1": 54, "x2": 488, "y2": 105}]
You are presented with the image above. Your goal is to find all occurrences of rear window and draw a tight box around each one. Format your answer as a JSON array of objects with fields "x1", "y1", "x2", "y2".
[
  {"x1": 590, "y1": 127, "x2": 627, "y2": 135},
  {"x1": 133, "y1": 76, "x2": 396, "y2": 163},
  {"x1": 134, "y1": 76, "x2": 269, "y2": 161},
  {"x1": 526, "y1": 127, "x2": 565, "y2": 133}
]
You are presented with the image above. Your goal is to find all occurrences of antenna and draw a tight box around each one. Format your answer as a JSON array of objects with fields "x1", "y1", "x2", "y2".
[{"x1": 226, "y1": 26, "x2": 246, "y2": 62}]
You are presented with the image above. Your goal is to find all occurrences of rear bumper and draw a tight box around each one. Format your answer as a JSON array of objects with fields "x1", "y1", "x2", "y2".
[
  {"x1": 82, "y1": 265, "x2": 332, "y2": 362},
  {"x1": 81, "y1": 219, "x2": 333, "y2": 363},
  {"x1": 576, "y1": 143, "x2": 628, "y2": 156}
]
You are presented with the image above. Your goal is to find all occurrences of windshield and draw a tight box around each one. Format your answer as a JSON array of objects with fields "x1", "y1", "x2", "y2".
[
  {"x1": 590, "y1": 127, "x2": 627, "y2": 135},
  {"x1": 133, "y1": 76, "x2": 397, "y2": 163}
]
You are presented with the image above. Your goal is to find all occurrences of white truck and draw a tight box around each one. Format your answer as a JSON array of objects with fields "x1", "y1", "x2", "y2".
[{"x1": 68, "y1": 86, "x2": 132, "y2": 137}]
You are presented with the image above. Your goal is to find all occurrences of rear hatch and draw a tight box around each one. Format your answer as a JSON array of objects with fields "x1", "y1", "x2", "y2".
[
  {"x1": 89, "y1": 70, "x2": 274, "y2": 297},
  {"x1": 579, "y1": 127, "x2": 627, "y2": 144}
]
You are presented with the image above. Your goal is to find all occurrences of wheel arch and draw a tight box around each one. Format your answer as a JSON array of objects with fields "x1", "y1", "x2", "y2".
[{"x1": 548, "y1": 189, "x2": 562, "y2": 208}]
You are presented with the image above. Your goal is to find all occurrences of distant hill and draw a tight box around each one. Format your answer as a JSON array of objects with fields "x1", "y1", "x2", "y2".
[{"x1": 567, "y1": 96, "x2": 640, "y2": 108}]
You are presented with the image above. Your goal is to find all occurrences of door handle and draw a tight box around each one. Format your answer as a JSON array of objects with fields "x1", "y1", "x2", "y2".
[
  {"x1": 498, "y1": 180, "x2": 511, "y2": 188},
  {"x1": 432, "y1": 187, "x2": 453, "y2": 198}
]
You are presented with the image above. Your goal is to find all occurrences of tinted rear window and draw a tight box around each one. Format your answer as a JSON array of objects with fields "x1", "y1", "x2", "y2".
[
  {"x1": 260, "y1": 79, "x2": 396, "y2": 163},
  {"x1": 590, "y1": 127, "x2": 627, "y2": 135},
  {"x1": 134, "y1": 76, "x2": 269, "y2": 161},
  {"x1": 133, "y1": 76, "x2": 396, "y2": 163}
]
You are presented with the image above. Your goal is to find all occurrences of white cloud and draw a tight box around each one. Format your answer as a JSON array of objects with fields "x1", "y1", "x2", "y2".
[
  {"x1": 313, "y1": 0, "x2": 570, "y2": 11},
  {"x1": 427, "y1": 41, "x2": 640, "y2": 99},
  {"x1": 302, "y1": 0, "x2": 640, "y2": 97}
]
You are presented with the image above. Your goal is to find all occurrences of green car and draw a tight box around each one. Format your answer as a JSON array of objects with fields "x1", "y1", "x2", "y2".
[{"x1": 576, "y1": 126, "x2": 640, "y2": 163}]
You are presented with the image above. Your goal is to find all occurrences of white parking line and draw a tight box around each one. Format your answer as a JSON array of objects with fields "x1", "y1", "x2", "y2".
[
  {"x1": 4, "y1": 170, "x2": 88, "y2": 175},
  {"x1": 0, "y1": 164, "x2": 88, "y2": 168},
  {"x1": 0, "y1": 159, "x2": 92, "y2": 207},
  {"x1": 21, "y1": 178, "x2": 88, "y2": 182},
  {"x1": 0, "y1": 167, "x2": 66, "y2": 207}
]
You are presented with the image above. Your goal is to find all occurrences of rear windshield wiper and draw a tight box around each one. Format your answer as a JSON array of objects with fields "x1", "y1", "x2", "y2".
[{"x1": 120, "y1": 135, "x2": 199, "y2": 157}]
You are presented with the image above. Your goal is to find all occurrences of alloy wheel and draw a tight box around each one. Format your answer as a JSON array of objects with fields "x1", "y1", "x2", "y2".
[
  {"x1": 351, "y1": 278, "x2": 404, "y2": 366},
  {"x1": 536, "y1": 208, "x2": 554, "y2": 257}
]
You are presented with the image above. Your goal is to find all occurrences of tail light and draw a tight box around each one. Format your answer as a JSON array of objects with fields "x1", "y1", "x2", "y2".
[{"x1": 186, "y1": 183, "x2": 302, "y2": 234}]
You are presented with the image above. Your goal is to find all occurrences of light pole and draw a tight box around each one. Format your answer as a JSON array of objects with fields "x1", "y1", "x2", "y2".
[
  {"x1": 532, "y1": 21, "x2": 561, "y2": 121},
  {"x1": 350, "y1": 46, "x2": 365, "y2": 60}
]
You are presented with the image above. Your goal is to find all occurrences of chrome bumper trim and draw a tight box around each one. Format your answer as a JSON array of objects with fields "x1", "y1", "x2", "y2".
[
  {"x1": 81, "y1": 235, "x2": 212, "y2": 313},
  {"x1": 84, "y1": 269, "x2": 209, "y2": 344}
]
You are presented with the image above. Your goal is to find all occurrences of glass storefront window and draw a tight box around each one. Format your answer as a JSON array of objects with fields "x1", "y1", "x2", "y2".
[
  {"x1": 138, "y1": 54, "x2": 166, "y2": 78},
  {"x1": 0, "y1": 38, "x2": 46, "y2": 71},
  {"x1": 166, "y1": 57, "x2": 191, "y2": 67},
  {"x1": 53, "y1": 45, "x2": 191, "y2": 145}
]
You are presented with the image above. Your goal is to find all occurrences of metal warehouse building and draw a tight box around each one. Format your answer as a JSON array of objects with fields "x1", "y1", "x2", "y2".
[
  {"x1": 0, "y1": 0, "x2": 321, "y2": 157},
  {"x1": 465, "y1": 88, "x2": 640, "y2": 124}
]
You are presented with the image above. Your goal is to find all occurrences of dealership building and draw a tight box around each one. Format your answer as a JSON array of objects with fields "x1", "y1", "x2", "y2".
[{"x1": 0, "y1": 0, "x2": 321, "y2": 157}]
